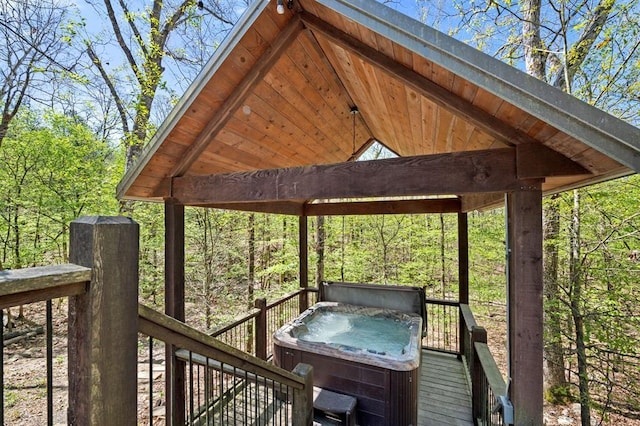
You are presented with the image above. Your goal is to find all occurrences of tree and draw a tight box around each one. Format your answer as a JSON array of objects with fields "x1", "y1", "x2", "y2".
[
  {"x1": 81, "y1": 0, "x2": 241, "y2": 169},
  {"x1": 0, "y1": 0, "x2": 77, "y2": 147},
  {"x1": 415, "y1": 0, "x2": 639, "y2": 421}
]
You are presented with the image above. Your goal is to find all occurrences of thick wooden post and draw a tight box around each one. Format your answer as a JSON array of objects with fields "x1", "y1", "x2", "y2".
[
  {"x1": 68, "y1": 216, "x2": 139, "y2": 425},
  {"x1": 458, "y1": 212, "x2": 469, "y2": 355},
  {"x1": 470, "y1": 326, "x2": 487, "y2": 422},
  {"x1": 458, "y1": 212, "x2": 469, "y2": 304},
  {"x1": 255, "y1": 298, "x2": 268, "y2": 360},
  {"x1": 507, "y1": 187, "x2": 543, "y2": 425},
  {"x1": 292, "y1": 363, "x2": 314, "y2": 426},
  {"x1": 165, "y1": 198, "x2": 185, "y2": 425},
  {"x1": 299, "y1": 215, "x2": 309, "y2": 313}
]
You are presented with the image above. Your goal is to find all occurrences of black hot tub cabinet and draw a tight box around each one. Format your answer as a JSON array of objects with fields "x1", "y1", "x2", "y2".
[{"x1": 273, "y1": 302, "x2": 422, "y2": 426}]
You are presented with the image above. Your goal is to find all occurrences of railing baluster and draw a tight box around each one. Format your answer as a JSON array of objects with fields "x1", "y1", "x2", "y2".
[
  {"x1": 148, "y1": 336, "x2": 153, "y2": 425},
  {"x1": 1, "y1": 309, "x2": 4, "y2": 425},
  {"x1": 46, "y1": 300, "x2": 53, "y2": 426}
]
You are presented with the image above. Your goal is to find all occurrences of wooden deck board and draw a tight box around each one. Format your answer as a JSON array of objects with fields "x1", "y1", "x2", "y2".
[{"x1": 418, "y1": 349, "x2": 474, "y2": 426}]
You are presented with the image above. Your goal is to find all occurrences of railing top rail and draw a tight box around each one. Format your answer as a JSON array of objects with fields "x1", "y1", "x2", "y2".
[
  {"x1": 0, "y1": 264, "x2": 90, "y2": 309},
  {"x1": 424, "y1": 297, "x2": 459, "y2": 307},
  {"x1": 459, "y1": 303, "x2": 478, "y2": 331},
  {"x1": 208, "y1": 307, "x2": 261, "y2": 337},
  {"x1": 138, "y1": 303, "x2": 306, "y2": 389},
  {"x1": 475, "y1": 341, "x2": 507, "y2": 396},
  {"x1": 266, "y1": 288, "x2": 303, "y2": 309}
]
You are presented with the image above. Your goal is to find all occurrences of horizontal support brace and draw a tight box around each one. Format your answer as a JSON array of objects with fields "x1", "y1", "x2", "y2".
[{"x1": 170, "y1": 149, "x2": 529, "y2": 205}]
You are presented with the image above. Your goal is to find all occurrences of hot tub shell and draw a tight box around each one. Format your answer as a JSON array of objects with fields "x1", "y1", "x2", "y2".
[{"x1": 273, "y1": 302, "x2": 422, "y2": 426}]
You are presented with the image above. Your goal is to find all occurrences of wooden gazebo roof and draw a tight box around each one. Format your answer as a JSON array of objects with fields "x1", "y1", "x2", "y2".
[{"x1": 116, "y1": 0, "x2": 640, "y2": 212}]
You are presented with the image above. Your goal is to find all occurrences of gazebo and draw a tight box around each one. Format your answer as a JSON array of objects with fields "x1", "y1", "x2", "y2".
[{"x1": 116, "y1": 0, "x2": 640, "y2": 424}]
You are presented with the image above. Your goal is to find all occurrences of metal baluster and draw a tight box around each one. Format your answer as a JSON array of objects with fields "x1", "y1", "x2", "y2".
[
  {"x1": 46, "y1": 300, "x2": 53, "y2": 426},
  {"x1": 148, "y1": 336, "x2": 153, "y2": 426}
]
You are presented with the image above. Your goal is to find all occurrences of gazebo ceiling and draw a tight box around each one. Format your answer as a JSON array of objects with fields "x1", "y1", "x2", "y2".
[{"x1": 116, "y1": 0, "x2": 640, "y2": 213}]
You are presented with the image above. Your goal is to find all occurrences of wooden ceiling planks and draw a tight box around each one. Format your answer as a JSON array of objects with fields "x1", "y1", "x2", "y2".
[{"x1": 116, "y1": 0, "x2": 638, "y2": 210}]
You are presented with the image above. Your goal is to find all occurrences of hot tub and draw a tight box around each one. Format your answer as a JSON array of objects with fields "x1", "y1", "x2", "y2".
[{"x1": 273, "y1": 302, "x2": 422, "y2": 425}]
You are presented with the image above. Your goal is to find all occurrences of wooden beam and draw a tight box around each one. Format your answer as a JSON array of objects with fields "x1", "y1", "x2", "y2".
[
  {"x1": 302, "y1": 13, "x2": 540, "y2": 147},
  {"x1": 460, "y1": 193, "x2": 505, "y2": 212},
  {"x1": 304, "y1": 198, "x2": 461, "y2": 216},
  {"x1": 169, "y1": 16, "x2": 305, "y2": 177},
  {"x1": 171, "y1": 149, "x2": 525, "y2": 204},
  {"x1": 199, "y1": 201, "x2": 305, "y2": 215},
  {"x1": 516, "y1": 143, "x2": 591, "y2": 179}
]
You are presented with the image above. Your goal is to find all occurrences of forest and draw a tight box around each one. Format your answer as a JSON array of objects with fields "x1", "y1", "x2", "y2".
[{"x1": 0, "y1": 0, "x2": 639, "y2": 424}]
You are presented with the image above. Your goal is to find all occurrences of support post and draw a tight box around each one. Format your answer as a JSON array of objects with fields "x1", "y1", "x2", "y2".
[
  {"x1": 507, "y1": 186, "x2": 543, "y2": 425},
  {"x1": 470, "y1": 326, "x2": 488, "y2": 422},
  {"x1": 299, "y1": 215, "x2": 309, "y2": 313},
  {"x1": 292, "y1": 363, "x2": 314, "y2": 426},
  {"x1": 165, "y1": 198, "x2": 185, "y2": 425},
  {"x1": 68, "y1": 216, "x2": 139, "y2": 425},
  {"x1": 255, "y1": 298, "x2": 268, "y2": 360},
  {"x1": 458, "y1": 212, "x2": 469, "y2": 355}
]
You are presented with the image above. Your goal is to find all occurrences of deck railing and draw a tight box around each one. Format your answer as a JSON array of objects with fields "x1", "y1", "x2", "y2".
[
  {"x1": 0, "y1": 264, "x2": 91, "y2": 426},
  {"x1": 423, "y1": 298, "x2": 460, "y2": 353},
  {"x1": 460, "y1": 303, "x2": 508, "y2": 425},
  {"x1": 139, "y1": 304, "x2": 313, "y2": 426}
]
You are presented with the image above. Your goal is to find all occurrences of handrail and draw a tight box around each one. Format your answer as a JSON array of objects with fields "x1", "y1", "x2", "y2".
[
  {"x1": 475, "y1": 342, "x2": 506, "y2": 395},
  {"x1": 0, "y1": 264, "x2": 90, "y2": 309},
  {"x1": 138, "y1": 303, "x2": 305, "y2": 389},
  {"x1": 460, "y1": 303, "x2": 478, "y2": 331},
  {"x1": 474, "y1": 341, "x2": 507, "y2": 425},
  {"x1": 424, "y1": 297, "x2": 459, "y2": 307},
  {"x1": 266, "y1": 288, "x2": 304, "y2": 309},
  {"x1": 208, "y1": 308, "x2": 260, "y2": 337}
]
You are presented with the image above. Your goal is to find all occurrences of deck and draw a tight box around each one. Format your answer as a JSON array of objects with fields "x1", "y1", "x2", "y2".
[
  {"x1": 418, "y1": 350, "x2": 474, "y2": 426},
  {"x1": 312, "y1": 349, "x2": 473, "y2": 425},
  {"x1": 186, "y1": 349, "x2": 474, "y2": 425}
]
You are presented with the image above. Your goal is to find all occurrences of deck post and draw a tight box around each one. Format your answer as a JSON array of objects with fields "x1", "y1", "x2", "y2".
[
  {"x1": 507, "y1": 186, "x2": 543, "y2": 425},
  {"x1": 68, "y1": 216, "x2": 139, "y2": 425},
  {"x1": 291, "y1": 363, "x2": 314, "y2": 426},
  {"x1": 458, "y1": 212, "x2": 469, "y2": 355},
  {"x1": 165, "y1": 198, "x2": 186, "y2": 425},
  {"x1": 255, "y1": 297, "x2": 268, "y2": 360},
  {"x1": 299, "y1": 215, "x2": 309, "y2": 312},
  {"x1": 471, "y1": 325, "x2": 488, "y2": 422}
]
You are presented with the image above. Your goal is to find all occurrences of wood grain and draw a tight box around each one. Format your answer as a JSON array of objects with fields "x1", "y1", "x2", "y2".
[{"x1": 171, "y1": 149, "x2": 524, "y2": 205}]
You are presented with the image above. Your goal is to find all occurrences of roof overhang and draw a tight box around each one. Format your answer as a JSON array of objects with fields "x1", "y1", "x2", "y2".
[{"x1": 116, "y1": 0, "x2": 640, "y2": 213}]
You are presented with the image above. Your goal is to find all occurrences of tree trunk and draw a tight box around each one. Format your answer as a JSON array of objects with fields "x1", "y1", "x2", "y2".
[
  {"x1": 543, "y1": 194, "x2": 569, "y2": 400},
  {"x1": 569, "y1": 190, "x2": 591, "y2": 425}
]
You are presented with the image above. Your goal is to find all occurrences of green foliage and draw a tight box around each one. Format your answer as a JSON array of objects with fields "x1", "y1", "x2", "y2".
[{"x1": 0, "y1": 111, "x2": 121, "y2": 268}]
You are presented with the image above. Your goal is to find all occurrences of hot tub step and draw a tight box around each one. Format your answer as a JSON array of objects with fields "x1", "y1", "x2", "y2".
[{"x1": 313, "y1": 386, "x2": 357, "y2": 426}]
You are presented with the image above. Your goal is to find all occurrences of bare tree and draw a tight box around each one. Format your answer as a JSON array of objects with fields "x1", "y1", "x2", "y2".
[
  {"x1": 81, "y1": 0, "x2": 241, "y2": 169},
  {"x1": 0, "y1": 0, "x2": 76, "y2": 147}
]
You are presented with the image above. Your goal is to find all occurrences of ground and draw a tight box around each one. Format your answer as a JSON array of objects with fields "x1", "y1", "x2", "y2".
[{"x1": 2, "y1": 301, "x2": 639, "y2": 425}]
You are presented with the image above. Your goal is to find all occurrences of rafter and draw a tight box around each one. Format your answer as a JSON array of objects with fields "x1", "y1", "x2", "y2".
[
  {"x1": 169, "y1": 16, "x2": 305, "y2": 177},
  {"x1": 301, "y1": 13, "x2": 539, "y2": 147}
]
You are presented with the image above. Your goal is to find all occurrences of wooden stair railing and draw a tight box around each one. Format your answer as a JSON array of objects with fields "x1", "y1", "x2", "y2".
[{"x1": 138, "y1": 304, "x2": 314, "y2": 425}]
